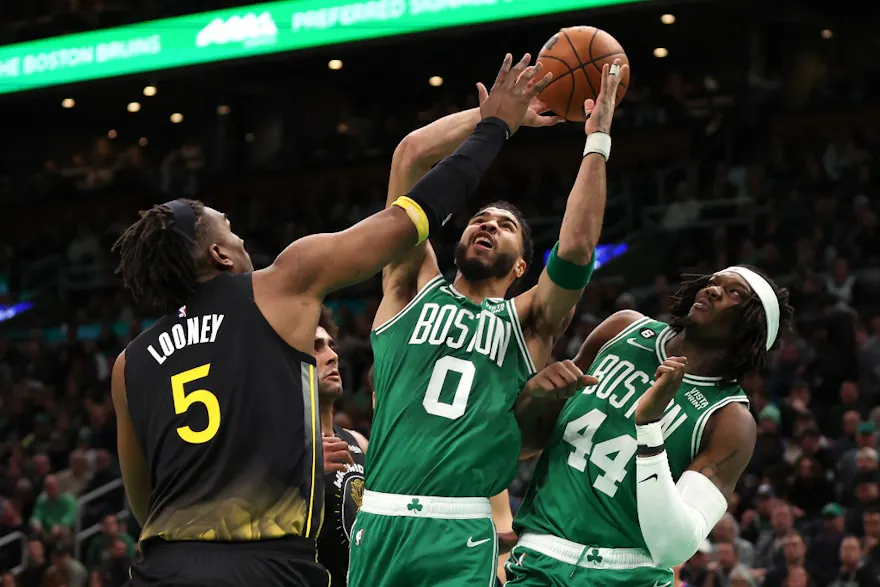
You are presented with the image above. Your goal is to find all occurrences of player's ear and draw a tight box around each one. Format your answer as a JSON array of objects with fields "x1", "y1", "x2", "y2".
[
  {"x1": 514, "y1": 258, "x2": 527, "y2": 280},
  {"x1": 209, "y1": 244, "x2": 234, "y2": 270}
]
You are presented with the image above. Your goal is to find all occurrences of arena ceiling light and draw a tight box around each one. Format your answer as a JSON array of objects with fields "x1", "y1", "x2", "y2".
[
  {"x1": 821, "y1": 29, "x2": 833, "y2": 39},
  {"x1": 108, "y1": 129, "x2": 118, "y2": 138},
  {"x1": 660, "y1": 14, "x2": 675, "y2": 24},
  {"x1": 170, "y1": 112, "x2": 183, "y2": 123},
  {"x1": 0, "y1": 0, "x2": 652, "y2": 96},
  {"x1": 328, "y1": 59, "x2": 342, "y2": 70},
  {"x1": 428, "y1": 76, "x2": 443, "y2": 87},
  {"x1": 216, "y1": 104, "x2": 231, "y2": 115},
  {"x1": 127, "y1": 101, "x2": 141, "y2": 112},
  {"x1": 653, "y1": 47, "x2": 669, "y2": 58},
  {"x1": 61, "y1": 97, "x2": 75, "y2": 108},
  {"x1": 143, "y1": 85, "x2": 157, "y2": 96}
]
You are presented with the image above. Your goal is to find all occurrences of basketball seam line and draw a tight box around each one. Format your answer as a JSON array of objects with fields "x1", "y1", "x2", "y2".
[
  {"x1": 562, "y1": 29, "x2": 596, "y2": 117},
  {"x1": 536, "y1": 54, "x2": 577, "y2": 93}
]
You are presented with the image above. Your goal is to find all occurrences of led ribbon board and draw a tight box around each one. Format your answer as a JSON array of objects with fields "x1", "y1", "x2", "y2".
[{"x1": 0, "y1": 0, "x2": 645, "y2": 95}]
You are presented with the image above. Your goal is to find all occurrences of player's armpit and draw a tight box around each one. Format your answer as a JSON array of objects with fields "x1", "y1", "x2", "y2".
[
  {"x1": 111, "y1": 352, "x2": 151, "y2": 527},
  {"x1": 267, "y1": 207, "x2": 420, "y2": 299},
  {"x1": 687, "y1": 403, "x2": 757, "y2": 501},
  {"x1": 377, "y1": 112, "x2": 480, "y2": 325}
]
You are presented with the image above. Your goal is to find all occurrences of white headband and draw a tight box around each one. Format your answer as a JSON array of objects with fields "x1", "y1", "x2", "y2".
[{"x1": 715, "y1": 266, "x2": 780, "y2": 351}]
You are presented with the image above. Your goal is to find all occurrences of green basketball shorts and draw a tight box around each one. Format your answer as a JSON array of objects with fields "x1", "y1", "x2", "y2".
[
  {"x1": 504, "y1": 533, "x2": 674, "y2": 587},
  {"x1": 347, "y1": 490, "x2": 499, "y2": 587}
]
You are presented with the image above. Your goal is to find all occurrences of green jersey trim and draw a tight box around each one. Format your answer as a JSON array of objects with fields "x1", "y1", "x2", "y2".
[
  {"x1": 595, "y1": 316, "x2": 654, "y2": 358},
  {"x1": 373, "y1": 274, "x2": 444, "y2": 335},
  {"x1": 690, "y1": 394, "x2": 751, "y2": 459},
  {"x1": 655, "y1": 327, "x2": 724, "y2": 387},
  {"x1": 507, "y1": 298, "x2": 537, "y2": 375}
]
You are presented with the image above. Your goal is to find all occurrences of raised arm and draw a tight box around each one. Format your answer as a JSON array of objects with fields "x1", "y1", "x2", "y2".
[
  {"x1": 515, "y1": 61, "x2": 627, "y2": 366},
  {"x1": 262, "y1": 54, "x2": 552, "y2": 303},
  {"x1": 375, "y1": 109, "x2": 481, "y2": 326},
  {"x1": 635, "y1": 360, "x2": 756, "y2": 567},
  {"x1": 377, "y1": 87, "x2": 564, "y2": 327}
]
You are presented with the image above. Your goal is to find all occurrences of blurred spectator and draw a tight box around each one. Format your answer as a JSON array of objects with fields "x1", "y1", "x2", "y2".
[
  {"x1": 787, "y1": 456, "x2": 835, "y2": 518},
  {"x1": 45, "y1": 543, "x2": 88, "y2": 587},
  {"x1": 741, "y1": 484, "x2": 776, "y2": 544},
  {"x1": 712, "y1": 513, "x2": 756, "y2": 567},
  {"x1": 680, "y1": 539, "x2": 714, "y2": 586},
  {"x1": 29, "y1": 474, "x2": 77, "y2": 538},
  {"x1": 828, "y1": 535, "x2": 873, "y2": 586},
  {"x1": 807, "y1": 504, "x2": 847, "y2": 585},
  {"x1": 763, "y1": 531, "x2": 811, "y2": 587},
  {"x1": 57, "y1": 449, "x2": 92, "y2": 497},
  {"x1": 754, "y1": 501, "x2": 794, "y2": 570},
  {"x1": 86, "y1": 514, "x2": 135, "y2": 569},
  {"x1": 17, "y1": 539, "x2": 48, "y2": 587},
  {"x1": 705, "y1": 540, "x2": 754, "y2": 587},
  {"x1": 97, "y1": 537, "x2": 133, "y2": 587}
]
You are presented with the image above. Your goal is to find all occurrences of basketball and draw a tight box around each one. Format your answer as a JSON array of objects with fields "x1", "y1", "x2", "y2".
[{"x1": 536, "y1": 26, "x2": 630, "y2": 122}]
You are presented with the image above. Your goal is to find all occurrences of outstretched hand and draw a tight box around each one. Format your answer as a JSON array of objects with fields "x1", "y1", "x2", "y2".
[
  {"x1": 523, "y1": 359, "x2": 599, "y2": 401},
  {"x1": 584, "y1": 58, "x2": 628, "y2": 136},
  {"x1": 476, "y1": 53, "x2": 554, "y2": 136},
  {"x1": 477, "y1": 82, "x2": 564, "y2": 128}
]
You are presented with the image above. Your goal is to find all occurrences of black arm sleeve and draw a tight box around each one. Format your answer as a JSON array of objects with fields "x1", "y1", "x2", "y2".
[{"x1": 406, "y1": 117, "x2": 509, "y2": 235}]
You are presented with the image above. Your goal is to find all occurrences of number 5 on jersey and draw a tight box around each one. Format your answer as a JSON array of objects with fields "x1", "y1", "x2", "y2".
[{"x1": 171, "y1": 363, "x2": 221, "y2": 444}]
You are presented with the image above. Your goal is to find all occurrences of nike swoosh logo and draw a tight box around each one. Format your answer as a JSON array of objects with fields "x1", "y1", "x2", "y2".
[
  {"x1": 639, "y1": 473, "x2": 658, "y2": 483},
  {"x1": 653, "y1": 582, "x2": 672, "y2": 587},
  {"x1": 626, "y1": 339, "x2": 654, "y2": 352},
  {"x1": 442, "y1": 213, "x2": 453, "y2": 226},
  {"x1": 467, "y1": 537, "x2": 492, "y2": 548}
]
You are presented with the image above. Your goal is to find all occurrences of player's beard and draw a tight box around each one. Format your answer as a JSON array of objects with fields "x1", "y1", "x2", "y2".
[{"x1": 454, "y1": 242, "x2": 517, "y2": 282}]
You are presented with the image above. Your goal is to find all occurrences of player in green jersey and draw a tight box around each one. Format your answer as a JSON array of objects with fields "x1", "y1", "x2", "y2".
[
  {"x1": 506, "y1": 266, "x2": 795, "y2": 586},
  {"x1": 347, "y1": 58, "x2": 626, "y2": 587}
]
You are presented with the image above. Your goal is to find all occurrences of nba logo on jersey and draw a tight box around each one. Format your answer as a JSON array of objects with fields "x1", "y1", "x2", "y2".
[
  {"x1": 640, "y1": 328, "x2": 655, "y2": 339},
  {"x1": 355, "y1": 528, "x2": 364, "y2": 546},
  {"x1": 178, "y1": 306, "x2": 187, "y2": 318}
]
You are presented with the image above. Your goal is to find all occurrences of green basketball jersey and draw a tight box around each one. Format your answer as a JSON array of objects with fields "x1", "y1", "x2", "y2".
[
  {"x1": 368, "y1": 275, "x2": 538, "y2": 497},
  {"x1": 514, "y1": 316, "x2": 748, "y2": 549}
]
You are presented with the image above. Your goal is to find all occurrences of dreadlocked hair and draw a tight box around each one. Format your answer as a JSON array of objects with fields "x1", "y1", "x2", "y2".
[
  {"x1": 112, "y1": 199, "x2": 206, "y2": 313},
  {"x1": 668, "y1": 265, "x2": 795, "y2": 383}
]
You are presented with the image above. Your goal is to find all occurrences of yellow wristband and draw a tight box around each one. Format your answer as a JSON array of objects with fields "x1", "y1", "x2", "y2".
[{"x1": 392, "y1": 196, "x2": 430, "y2": 245}]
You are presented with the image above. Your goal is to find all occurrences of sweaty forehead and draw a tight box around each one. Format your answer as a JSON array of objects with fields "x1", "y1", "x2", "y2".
[{"x1": 473, "y1": 207, "x2": 519, "y2": 227}]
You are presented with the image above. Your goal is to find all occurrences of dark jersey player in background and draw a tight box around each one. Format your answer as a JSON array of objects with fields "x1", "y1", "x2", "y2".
[
  {"x1": 314, "y1": 307, "x2": 368, "y2": 587},
  {"x1": 110, "y1": 53, "x2": 552, "y2": 587}
]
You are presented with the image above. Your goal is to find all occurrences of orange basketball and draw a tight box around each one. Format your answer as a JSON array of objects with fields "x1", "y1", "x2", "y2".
[{"x1": 536, "y1": 26, "x2": 630, "y2": 122}]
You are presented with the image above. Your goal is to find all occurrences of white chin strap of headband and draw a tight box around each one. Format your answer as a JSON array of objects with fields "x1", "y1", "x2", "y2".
[{"x1": 715, "y1": 266, "x2": 780, "y2": 350}]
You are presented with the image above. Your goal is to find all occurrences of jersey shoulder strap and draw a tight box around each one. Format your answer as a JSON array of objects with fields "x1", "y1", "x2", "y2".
[{"x1": 373, "y1": 274, "x2": 445, "y2": 336}]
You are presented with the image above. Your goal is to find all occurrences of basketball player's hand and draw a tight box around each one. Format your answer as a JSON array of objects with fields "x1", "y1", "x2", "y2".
[
  {"x1": 635, "y1": 356, "x2": 687, "y2": 425},
  {"x1": 477, "y1": 53, "x2": 554, "y2": 136},
  {"x1": 584, "y1": 58, "x2": 628, "y2": 136},
  {"x1": 478, "y1": 83, "x2": 564, "y2": 128},
  {"x1": 323, "y1": 436, "x2": 354, "y2": 473},
  {"x1": 523, "y1": 359, "x2": 598, "y2": 401}
]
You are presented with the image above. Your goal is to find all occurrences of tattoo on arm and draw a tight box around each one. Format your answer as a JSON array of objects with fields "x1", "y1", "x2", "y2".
[{"x1": 697, "y1": 448, "x2": 740, "y2": 496}]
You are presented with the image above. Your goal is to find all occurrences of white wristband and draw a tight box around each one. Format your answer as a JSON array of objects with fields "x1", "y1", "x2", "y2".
[
  {"x1": 636, "y1": 421, "x2": 664, "y2": 448},
  {"x1": 583, "y1": 132, "x2": 611, "y2": 161}
]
